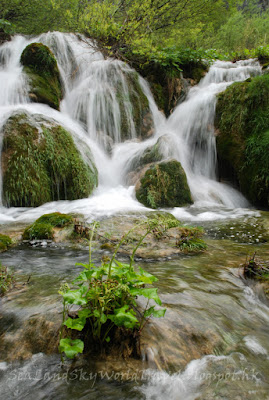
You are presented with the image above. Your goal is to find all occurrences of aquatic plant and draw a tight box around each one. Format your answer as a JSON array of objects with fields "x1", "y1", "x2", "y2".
[
  {"x1": 59, "y1": 220, "x2": 166, "y2": 360},
  {"x1": 0, "y1": 262, "x2": 14, "y2": 295}
]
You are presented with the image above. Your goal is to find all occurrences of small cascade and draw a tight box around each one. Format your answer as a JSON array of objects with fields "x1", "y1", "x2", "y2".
[
  {"x1": 165, "y1": 58, "x2": 261, "y2": 208},
  {"x1": 0, "y1": 32, "x2": 264, "y2": 221}
]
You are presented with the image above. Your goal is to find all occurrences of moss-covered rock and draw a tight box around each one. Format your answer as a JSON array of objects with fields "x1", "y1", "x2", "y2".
[
  {"x1": 1, "y1": 111, "x2": 98, "y2": 207},
  {"x1": 22, "y1": 212, "x2": 73, "y2": 240},
  {"x1": 20, "y1": 43, "x2": 63, "y2": 110},
  {"x1": 215, "y1": 74, "x2": 269, "y2": 207},
  {"x1": 0, "y1": 234, "x2": 12, "y2": 252},
  {"x1": 135, "y1": 159, "x2": 192, "y2": 209}
]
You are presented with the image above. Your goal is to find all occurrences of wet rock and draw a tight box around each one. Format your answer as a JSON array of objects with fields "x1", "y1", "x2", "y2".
[
  {"x1": 1, "y1": 111, "x2": 98, "y2": 207},
  {"x1": 20, "y1": 42, "x2": 63, "y2": 110},
  {"x1": 135, "y1": 159, "x2": 192, "y2": 209},
  {"x1": 215, "y1": 73, "x2": 269, "y2": 207}
]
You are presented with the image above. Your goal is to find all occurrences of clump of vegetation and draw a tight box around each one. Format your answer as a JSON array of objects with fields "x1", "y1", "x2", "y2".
[
  {"x1": 243, "y1": 253, "x2": 269, "y2": 281},
  {"x1": 136, "y1": 160, "x2": 192, "y2": 209},
  {"x1": 2, "y1": 111, "x2": 98, "y2": 207},
  {"x1": 0, "y1": 262, "x2": 14, "y2": 296},
  {"x1": 23, "y1": 212, "x2": 73, "y2": 241},
  {"x1": 176, "y1": 226, "x2": 207, "y2": 252},
  {"x1": 0, "y1": 234, "x2": 12, "y2": 252},
  {"x1": 59, "y1": 221, "x2": 166, "y2": 360},
  {"x1": 215, "y1": 73, "x2": 269, "y2": 207}
]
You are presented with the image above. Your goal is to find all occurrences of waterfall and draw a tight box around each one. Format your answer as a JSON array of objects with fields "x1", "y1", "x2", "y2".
[{"x1": 0, "y1": 32, "x2": 262, "y2": 222}]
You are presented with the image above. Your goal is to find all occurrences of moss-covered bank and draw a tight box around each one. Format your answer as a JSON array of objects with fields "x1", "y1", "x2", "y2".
[
  {"x1": 20, "y1": 42, "x2": 63, "y2": 110},
  {"x1": 23, "y1": 212, "x2": 73, "y2": 240},
  {"x1": 215, "y1": 73, "x2": 269, "y2": 207},
  {"x1": 135, "y1": 160, "x2": 192, "y2": 209},
  {"x1": 0, "y1": 234, "x2": 12, "y2": 252},
  {"x1": 1, "y1": 111, "x2": 98, "y2": 207}
]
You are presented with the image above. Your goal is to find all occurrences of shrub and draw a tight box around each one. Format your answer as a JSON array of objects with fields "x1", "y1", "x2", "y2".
[{"x1": 59, "y1": 220, "x2": 166, "y2": 360}]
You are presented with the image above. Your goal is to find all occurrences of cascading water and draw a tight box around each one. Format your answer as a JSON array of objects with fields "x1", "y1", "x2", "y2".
[{"x1": 0, "y1": 32, "x2": 263, "y2": 223}]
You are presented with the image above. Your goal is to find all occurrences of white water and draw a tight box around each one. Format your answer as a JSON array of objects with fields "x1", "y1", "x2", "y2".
[{"x1": 0, "y1": 33, "x2": 263, "y2": 224}]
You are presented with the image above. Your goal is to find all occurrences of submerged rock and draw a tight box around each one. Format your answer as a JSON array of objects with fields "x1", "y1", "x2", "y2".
[
  {"x1": 135, "y1": 160, "x2": 192, "y2": 209},
  {"x1": 1, "y1": 111, "x2": 98, "y2": 207},
  {"x1": 215, "y1": 73, "x2": 269, "y2": 207},
  {"x1": 20, "y1": 42, "x2": 63, "y2": 110}
]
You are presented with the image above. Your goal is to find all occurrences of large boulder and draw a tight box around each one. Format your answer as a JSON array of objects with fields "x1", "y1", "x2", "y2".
[
  {"x1": 135, "y1": 159, "x2": 192, "y2": 209},
  {"x1": 215, "y1": 73, "x2": 269, "y2": 207},
  {"x1": 1, "y1": 111, "x2": 98, "y2": 207},
  {"x1": 20, "y1": 43, "x2": 63, "y2": 110}
]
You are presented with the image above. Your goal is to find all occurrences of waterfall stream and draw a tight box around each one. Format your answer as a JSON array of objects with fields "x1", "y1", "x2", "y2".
[
  {"x1": 0, "y1": 32, "x2": 269, "y2": 400},
  {"x1": 0, "y1": 32, "x2": 263, "y2": 223}
]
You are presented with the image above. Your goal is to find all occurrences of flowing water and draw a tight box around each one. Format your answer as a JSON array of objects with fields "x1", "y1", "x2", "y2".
[
  {"x1": 0, "y1": 234, "x2": 269, "y2": 399},
  {"x1": 0, "y1": 32, "x2": 263, "y2": 224},
  {"x1": 0, "y1": 32, "x2": 269, "y2": 399}
]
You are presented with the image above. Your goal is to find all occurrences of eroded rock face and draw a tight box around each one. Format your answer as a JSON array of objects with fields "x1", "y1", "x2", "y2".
[
  {"x1": 20, "y1": 42, "x2": 63, "y2": 110},
  {"x1": 135, "y1": 159, "x2": 192, "y2": 209},
  {"x1": 1, "y1": 111, "x2": 98, "y2": 207},
  {"x1": 215, "y1": 73, "x2": 269, "y2": 207}
]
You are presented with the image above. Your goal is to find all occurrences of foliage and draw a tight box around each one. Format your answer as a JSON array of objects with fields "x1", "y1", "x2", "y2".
[
  {"x1": 0, "y1": 262, "x2": 14, "y2": 295},
  {"x1": 176, "y1": 226, "x2": 207, "y2": 252},
  {"x1": 22, "y1": 212, "x2": 73, "y2": 240},
  {"x1": 0, "y1": 234, "x2": 12, "y2": 251},
  {"x1": 243, "y1": 253, "x2": 269, "y2": 281},
  {"x1": 59, "y1": 220, "x2": 166, "y2": 360}
]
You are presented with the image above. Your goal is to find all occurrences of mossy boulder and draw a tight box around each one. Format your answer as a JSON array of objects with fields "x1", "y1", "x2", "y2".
[
  {"x1": 135, "y1": 159, "x2": 192, "y2": 209},
  {"x1": 215, "y1": 74, "x2": 269, "y2": 207},
  {"x1": 20, "y1": 43, "x2": 63, "y2": 110},
  {"x1": 23, "y1": 212, "x2": 73, "y2": 240},
  {"x1": 1, "y1": 111, "x2": 98, "y2": 207},
  {"x1": 0, "y1": 234, "x2": 12, "y2": 252}
]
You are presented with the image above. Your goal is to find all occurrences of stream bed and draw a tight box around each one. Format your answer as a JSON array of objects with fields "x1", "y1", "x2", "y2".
[{"x1": 0, "y1": 214, "x2": 269, "y2": 400}]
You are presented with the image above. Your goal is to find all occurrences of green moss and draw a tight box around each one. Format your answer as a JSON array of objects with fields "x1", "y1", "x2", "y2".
[
  {"x1": 23, "y1": 222, "x2": 54, "y2": 240},
  {"x1": 23, "y1": 213, "x2": 74, "y2": 240},
  {"x1": 35, "y1": 212, "x2": 73, "y2": 227},
  {"x1": 215, "y1": 73, "x2": 269, "y2": 206},
  {"x1": 20, "y1": 43, "x2": 63, "y2": 110},
  {"x1": 0, "y1": 234, "x2": 12, "y2": 251},
  {"x1": 2, "y1": 111, "x2": 98, "y2": 207},
  {"x1": 136, "y1": 160, "x2": 192, "y2": 208}
]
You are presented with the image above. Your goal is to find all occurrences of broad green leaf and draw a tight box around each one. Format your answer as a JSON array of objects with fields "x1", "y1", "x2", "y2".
[
  {"x1": 93, "y1": 309, "x2": 100, "y2": 318},
  {"x1": 63, "y1": 288, "x2": 87, "y2": 305},
  {"x1": 100, "y1": 313, "x2": 107, "y2": 324},
  {"x1": 144, "y1": 306, "x2": 166, "y2": 318},
  {"x1": 78, "y1": 309, "x2": 92, "y2": 319},
  {"x1": 64, "y1": 316, "x2": 86, "y2": 331},
  {"x1": 138, "y1": 267, "x2": 158, "y2": 283},
  {"x1": 59, "y1": 338, "x2": 84, "y2": 359},
  {"x1": 129, "y1": 287, "x2": 162, "y2": 305},
  {"x1": 108, "y1": 305, "x2": 138, "y2": 329}
]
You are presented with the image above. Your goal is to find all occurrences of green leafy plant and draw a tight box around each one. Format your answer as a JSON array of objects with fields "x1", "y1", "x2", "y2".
[
  {"x1": 0, "y1": 234, "x2": 12, "y2": 251},
  {"x1": 59, "y1": 220, "x2": 166, "y2": 360}
]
